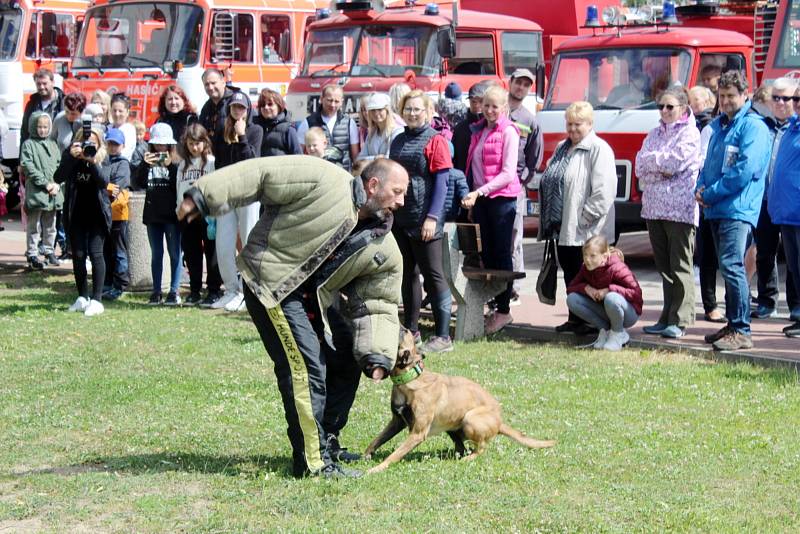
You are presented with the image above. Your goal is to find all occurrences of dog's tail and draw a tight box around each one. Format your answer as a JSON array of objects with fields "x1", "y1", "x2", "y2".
[{"x1": 499, "y1": 424, "x2": 556, "y2": 449}]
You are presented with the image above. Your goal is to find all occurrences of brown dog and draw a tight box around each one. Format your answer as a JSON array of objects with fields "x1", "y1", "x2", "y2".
[{"x1": 364, "y1": 330, "x2": 555, "y2": 474}]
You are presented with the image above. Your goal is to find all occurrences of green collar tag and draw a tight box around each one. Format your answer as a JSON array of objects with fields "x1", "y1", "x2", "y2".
[{"x1": 391, "y1": 363, "x2": 424, "y2": 385}]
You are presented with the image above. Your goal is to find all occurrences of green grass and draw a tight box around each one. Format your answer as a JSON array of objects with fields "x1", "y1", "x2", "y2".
[{"x1": 2, "y1": 269, "x2": 800, "y2": 532}]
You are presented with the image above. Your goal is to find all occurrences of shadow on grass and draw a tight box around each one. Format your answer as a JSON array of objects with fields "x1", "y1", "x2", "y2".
[
  {"x1": 721, "y1": 364, "x2": 800, "y2": 386},
  {"x1": 14, "y1": 452, "x2": 296, "y2": 479}
]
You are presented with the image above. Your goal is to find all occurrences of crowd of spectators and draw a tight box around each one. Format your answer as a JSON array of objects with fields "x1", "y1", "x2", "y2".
[{"x1": 10, "y1": 63, "x2": 800, "y2": 350}]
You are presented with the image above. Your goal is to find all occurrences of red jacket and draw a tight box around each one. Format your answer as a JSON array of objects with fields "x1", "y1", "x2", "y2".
[{"x1": 566, "y1": 254, "x2": 643, "y2": 315}]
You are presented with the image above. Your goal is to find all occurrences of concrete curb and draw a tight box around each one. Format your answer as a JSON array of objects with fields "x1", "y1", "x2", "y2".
[{"x1": 503, "y1": 324, "x2": 800, "y2": 371}]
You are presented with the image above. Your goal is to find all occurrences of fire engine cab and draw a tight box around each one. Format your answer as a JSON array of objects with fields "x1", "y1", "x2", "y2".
[
  {"x1": 0, "y1": 0, "x2": 88, "y2": 163},
  {"x1": 65, "y1": 0, "x2": 330, "y2": 126},
  {"x1": 533, "y1": 2, "x2": 756, "y2": 236},
  {"x1": 285, "y1": 0, "x2": 545, "y2": 121}
]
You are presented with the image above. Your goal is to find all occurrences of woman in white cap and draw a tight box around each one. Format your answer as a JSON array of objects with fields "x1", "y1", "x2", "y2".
[
  {"x1": 133, "y1": 122, "x2": 182, "y2": 306},
  {"x1": 356, "y1": 93, "x2": 403, "y2": 162},
  {"x1": 209, "y1": 91, "x2": 263, "y2": 313}
]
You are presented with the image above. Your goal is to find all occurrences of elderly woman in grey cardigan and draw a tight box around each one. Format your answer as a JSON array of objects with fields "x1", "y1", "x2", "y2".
[{"x1": 539, "y1": 101, "x2": 617, "y2": 334}]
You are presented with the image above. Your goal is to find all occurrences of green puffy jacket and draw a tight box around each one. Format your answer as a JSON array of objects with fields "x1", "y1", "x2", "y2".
[
  {"x1": 21, "y1": 111, "x2": 63, "y2": 211},
  {"x1": 187, "y1": 156, "x2": 402, "y2": 372}
]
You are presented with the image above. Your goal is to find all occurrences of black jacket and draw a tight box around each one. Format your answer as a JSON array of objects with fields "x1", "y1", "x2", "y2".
[
  {"x1": 253, "y1": 111, "x2": 301, "y2": 156},
  {"x1": 452, "y1": 110, "x2": 481, "y2": 172},
  {"x1": 156, "y1": 110, "x2": 198, "y2": 145},
  {"x1": 199, "y1": 85, "x2": 241, "y2": 143},
  {"x1": 54, "y1": 149, "x2": 111, "y2": 233}
]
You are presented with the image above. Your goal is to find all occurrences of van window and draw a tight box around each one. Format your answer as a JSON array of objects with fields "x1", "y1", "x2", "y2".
[
  {"x1": 502, "y1": 32, "x2": 541, "y2": 75},
  {"x1": 697, "y1": 53, "x2": 746, "y2": 89},
  {"x1": 260, "y1": 14, "x2": 290, "y2": 63},
  {"x1": 211, "y1": 12, "x2": 253, "y2": 63},
  {"x1": 448, "y1": 33, "x2": 496, "y2": 75},
  {"x1": 26, "y1": 12, "x2": 74, "y2": 58}
]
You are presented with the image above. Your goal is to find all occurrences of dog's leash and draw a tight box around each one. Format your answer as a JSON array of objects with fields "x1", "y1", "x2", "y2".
[{"x1": 390, "y1": 362, "x2": 424, "y2": 386}]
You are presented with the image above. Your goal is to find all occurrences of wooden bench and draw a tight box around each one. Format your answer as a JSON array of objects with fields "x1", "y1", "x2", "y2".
[{"x1": 442, "y1": 222, "x2": 525, "y2": 341}]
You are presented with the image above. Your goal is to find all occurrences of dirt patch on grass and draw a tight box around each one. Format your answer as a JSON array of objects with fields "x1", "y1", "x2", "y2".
[{"x1": 0, "y1": 518, "x2": 44, "y2": 532}]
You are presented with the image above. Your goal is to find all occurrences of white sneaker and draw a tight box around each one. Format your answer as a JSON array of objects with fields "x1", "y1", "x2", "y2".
[
  {"x1": 84, "y1": 299, "x2": 104, "y2": 317},
  {"x1": 603, "y1": 329, "x2": 630, "y2": 351},
  {"x1": 68, "y1": 296, "x2": 89, "y2": 312},
  {"x1": 592, "y1": 329, "x2": 609, "y2": 349},
  {"x1": 223, "y1": 292, "x2": 245, "y2": 312},
  {"x1": 210, "y1": 291, "x2": 238, "y2": 309}
]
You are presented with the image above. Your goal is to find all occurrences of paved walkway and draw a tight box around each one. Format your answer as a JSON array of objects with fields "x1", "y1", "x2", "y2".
[{"x1": 2, "y1": 212, "x2": 797, "y2": 368}]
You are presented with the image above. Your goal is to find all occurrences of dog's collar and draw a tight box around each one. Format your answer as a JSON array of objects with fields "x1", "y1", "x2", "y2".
[{"x1": 391, "y1": 362, "x2": 424, "y2": 385}]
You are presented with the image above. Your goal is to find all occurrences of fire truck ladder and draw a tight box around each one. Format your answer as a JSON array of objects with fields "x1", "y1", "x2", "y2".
[{"x1": 754, "y1": 0, "x2": 779, "y2": 75}]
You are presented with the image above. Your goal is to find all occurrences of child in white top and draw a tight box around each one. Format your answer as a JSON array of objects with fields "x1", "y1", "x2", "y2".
[{"x1": 176, "y1": 123, "x2": 222, "y2": 306}]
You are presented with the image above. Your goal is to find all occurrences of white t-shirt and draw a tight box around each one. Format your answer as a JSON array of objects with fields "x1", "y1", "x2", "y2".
[{"x1": 176, "y1": 155, "x2": 215, "y2": 210}]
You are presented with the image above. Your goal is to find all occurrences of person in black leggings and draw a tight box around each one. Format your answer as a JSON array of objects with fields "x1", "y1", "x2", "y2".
[{"x1": 56, "y1": 125, "x2": 111, "y2": 316}]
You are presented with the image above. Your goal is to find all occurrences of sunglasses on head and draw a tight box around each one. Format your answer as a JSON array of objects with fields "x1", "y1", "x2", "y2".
[
  {"x1": 772, "y1": 95, "x2": 800, "y2": 103},
  {"x1": 657, "y1": 104, "x2": 677, "y2": 111}
]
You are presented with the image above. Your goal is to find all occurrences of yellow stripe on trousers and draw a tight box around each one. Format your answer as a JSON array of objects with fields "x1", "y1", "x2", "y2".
[{"x1": 267, "y1": 305, "x2": 326, "y2": 473}]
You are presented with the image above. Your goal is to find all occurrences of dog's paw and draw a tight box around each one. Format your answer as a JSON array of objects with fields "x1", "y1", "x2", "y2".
[{"x1": 366, "y1": 464, "x2": 387, "y2": 475}]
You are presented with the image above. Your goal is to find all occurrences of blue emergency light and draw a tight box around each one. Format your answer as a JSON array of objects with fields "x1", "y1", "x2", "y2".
[
  {"x1": 585, "y1": 5, "x2": 601, "y2": 27},
  {"x1": 662, "y1": 1, "x2": 678, "y2": 24},
  {"x1": 424, "y1": 3, "x2": 439, "y2": 15},
  {"x1": 316, "y1": 7, "x2": 331, "y2": 19}
]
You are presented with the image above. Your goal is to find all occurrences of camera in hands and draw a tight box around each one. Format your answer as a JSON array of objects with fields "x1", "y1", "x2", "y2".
[{"x1": 81, "y1": 113, "x2": 97, "y2": 158}]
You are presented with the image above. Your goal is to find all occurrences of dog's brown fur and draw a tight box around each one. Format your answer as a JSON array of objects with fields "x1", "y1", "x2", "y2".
[{"x1": 364, "y1": 330, "x2": 555, "y2": 473}]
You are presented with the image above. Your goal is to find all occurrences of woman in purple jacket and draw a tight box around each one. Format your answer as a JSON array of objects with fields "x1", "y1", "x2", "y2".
[
  {"x1": 635, "y1": 87, "x2": 701, "y2": 339},
  {"x1": 461, "y1": 86, "x2": 521, "y2": 334}
]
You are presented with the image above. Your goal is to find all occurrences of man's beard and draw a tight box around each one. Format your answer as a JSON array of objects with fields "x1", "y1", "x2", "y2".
[{"x1": 362, "y1": 194, "x2": 390, "y2": 220}]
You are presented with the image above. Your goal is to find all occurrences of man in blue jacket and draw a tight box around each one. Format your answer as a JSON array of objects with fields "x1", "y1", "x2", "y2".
[
  {"x1": 768, "y1": 88, "x2": 800, "y2": 338},
  {"x1": 696, "y1": 71, "x2": 771, "y2": 351}
]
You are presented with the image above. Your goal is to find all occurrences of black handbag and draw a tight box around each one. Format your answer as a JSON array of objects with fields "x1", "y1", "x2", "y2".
[{"x1": 536, "y1": 239, "x2": 558, "y2": 305}]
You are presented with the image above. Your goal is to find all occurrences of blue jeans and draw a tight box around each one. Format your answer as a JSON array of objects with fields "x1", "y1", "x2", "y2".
[
  {"x1": 709, "y1": 219, "x2": 752, "y2": 335},
  {"x1": 146, "y1": 222, "x2": 182, "y2": 294},
  {"x1": 566, "y1": 291, "x2": 639, "y2": 332}
]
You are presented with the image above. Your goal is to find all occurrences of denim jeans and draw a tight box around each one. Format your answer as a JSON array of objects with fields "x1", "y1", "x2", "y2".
[
  {"x1": 146, "y1": 222, "x2": 182, "y2": 294},
  {"x1": 566, "y1": 291, "x2": 639, "y2": 332},
  {"x1": 709, "y1": 219, "x2": 752, "y2": 335}
]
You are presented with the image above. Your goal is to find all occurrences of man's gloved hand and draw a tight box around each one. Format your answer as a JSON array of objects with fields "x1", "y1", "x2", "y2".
[{"x1": 367, "y1": 365, "x2": 387, "y2": 383}]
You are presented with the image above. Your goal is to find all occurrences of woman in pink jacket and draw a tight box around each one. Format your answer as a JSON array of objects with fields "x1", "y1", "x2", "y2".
[
  {"x1": 462, "y1": 86, "x2": 521, "y2": 334},
  {"x1": 635, "y1": 87, "x2": 701, "y2": 339}
]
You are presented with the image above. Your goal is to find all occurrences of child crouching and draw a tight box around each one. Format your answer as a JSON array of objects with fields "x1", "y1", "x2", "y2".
[{"x1": 566, "y1": 236, "x2": 643, "y2": 351}]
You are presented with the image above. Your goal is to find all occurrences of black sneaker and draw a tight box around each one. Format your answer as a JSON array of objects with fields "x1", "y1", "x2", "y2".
[
  {"x1": 784, "y1": 321, "x2": 800, "y2": 338},
  {"x1": 27, "y1": 256, "x2": 45, "y2": 270},
  {"x1": 574, "y1": 323, "x2": 599, "y2": 336},
  {"x1": 58, "y1": 251, "x2": 71, "y2": 261},
  {"x1": 184, "y1": 292, "x2": 202, "y2": 306},
  {"x1": 164, "y1": 292, "x2": 182, "y2": 306},
  {"x1": 327, "y1": 435, "x2": 362, "y2": 463},
  {"x1": 45, "y1": 253, "x2": 61, "y2": 266},
  {"x1": 147, "y1": 292, "x2": 162, "y2": 306},
  {"x1": 555, "y1": 320, "x2": 579, "y2": 333},
  {"x1": 704, "y1": 325, "x2": 732, "y2": 344},
  {"x1": 318, "y1": 463, "x2": 363, "y2": 479},
  {"x1": 199, "y1": 290, "x2": 222, "y2": 309}
]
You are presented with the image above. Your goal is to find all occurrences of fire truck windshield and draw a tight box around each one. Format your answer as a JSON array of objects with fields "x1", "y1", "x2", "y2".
[
  {"x1": 0, "y1": 6, "x2": 22, "y2": 60},
  {"x1": 74, "y1": 3, "x2": 203, "y2": 69},
  {"x1": 300, "y1": 25, "x2": 439, "y2": 77},
  {"x1": 545, "y1": 48, "x2": 692, "y2": 111},
  {"x1": 774, "y1": 0, "x2": 800, "y2": 69}
]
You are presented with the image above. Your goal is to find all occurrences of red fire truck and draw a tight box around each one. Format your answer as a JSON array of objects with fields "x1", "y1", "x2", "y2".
[
  {"x1": 1, "y1": 0, "x2": 88, "y2": 164},
  {"x1": 763, "y1": 0, "x2": 800, "y2": 81},
  {"x1": 64, "y1": 0, "x2": 330, "y2": 126},
  {"x1": 285, "y1": 0, "x2": 545, "y2": 121},
  {"x1": 532, "y1": 3, "x2": 758, "y2": 236}
]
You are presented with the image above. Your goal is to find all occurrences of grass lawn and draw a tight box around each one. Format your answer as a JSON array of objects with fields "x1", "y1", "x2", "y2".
[{"x1": 2, "y1": 269, "x2": 800, "y2": 533}]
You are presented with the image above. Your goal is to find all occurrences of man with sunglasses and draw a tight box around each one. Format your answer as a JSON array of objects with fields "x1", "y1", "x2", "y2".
[
  {"x1": 751, "y1": 78, "x2": 800, "y2": 323},
  {"x1": 695, "y1": 70, "x2": 771, "y2": 351}
]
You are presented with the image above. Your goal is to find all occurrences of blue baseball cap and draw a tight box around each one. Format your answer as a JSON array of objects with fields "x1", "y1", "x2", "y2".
[{"x1": 105, "y1": 128, "x2": 125, "y2": 145}]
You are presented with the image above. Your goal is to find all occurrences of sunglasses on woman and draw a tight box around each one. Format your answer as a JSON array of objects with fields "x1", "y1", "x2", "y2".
[
  {"x1": 657, "y1": 104, "x2": 677, "y2": 111},
  {"x1": 772, "y1": 95, "x2": 800, "y2": 103}
]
